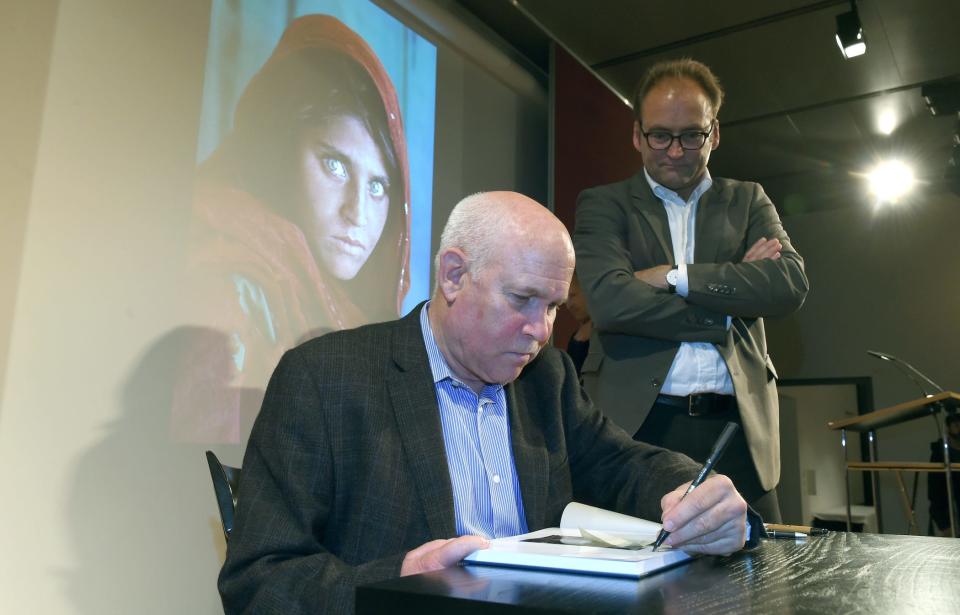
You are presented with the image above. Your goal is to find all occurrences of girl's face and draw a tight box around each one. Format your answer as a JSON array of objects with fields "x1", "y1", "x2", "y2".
[{"x1": 296, "y1": 114, "x2": 392, "y2": 280}]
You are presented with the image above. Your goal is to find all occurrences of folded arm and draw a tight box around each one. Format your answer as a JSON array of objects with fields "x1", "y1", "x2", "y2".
[
  {"x1": 573, "y1": 190, "x2": 727, "y2": 344},
  {"x1": 574, "y1": 183, "x2": 808, "y2": 342},
  {"x1": 685, "y1": 185, "x2": 808, "y2": 317}
]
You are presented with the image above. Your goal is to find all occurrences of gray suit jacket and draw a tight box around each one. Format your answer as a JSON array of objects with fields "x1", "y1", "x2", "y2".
[
  {"x1": 573, "y1": 173, "x2": 809, "y2": 491},
  {"x1": 218, "y1": 303, "x2": 701, "y2": 613}
]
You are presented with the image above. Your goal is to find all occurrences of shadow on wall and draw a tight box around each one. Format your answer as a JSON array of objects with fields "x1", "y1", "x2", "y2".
[{"x1": 62, "y1": 326, "x2": 261, "y2": 614}]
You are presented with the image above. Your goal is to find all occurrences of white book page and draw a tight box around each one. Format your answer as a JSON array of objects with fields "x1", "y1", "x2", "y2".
[{"x1": 560, "y1": 502, "x2": 662, "y2": 546}]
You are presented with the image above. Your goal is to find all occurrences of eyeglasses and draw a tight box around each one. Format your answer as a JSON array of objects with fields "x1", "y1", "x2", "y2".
[{"x1": 640, "y1": 121, "x2": 716, "y2": 150}]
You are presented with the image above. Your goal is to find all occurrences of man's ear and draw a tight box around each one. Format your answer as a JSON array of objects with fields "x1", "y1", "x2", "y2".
[
  {"x1": 632, "y1": 120, "x2": 643, "y2": 153},
  {"x1": 711, "y1": 120, "x2": 720, "y2": 151},
  {"x1": 437, "y1": 248, "x2": 469, "y2": 302}
]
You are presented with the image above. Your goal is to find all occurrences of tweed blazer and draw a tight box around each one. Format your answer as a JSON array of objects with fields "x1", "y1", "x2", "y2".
[
  {"x1": 573, "y1": 172, "x2": 809, "y2": 491},
  {"x1": 218, "y1": 304, "x2": 701, "y2": 613}
]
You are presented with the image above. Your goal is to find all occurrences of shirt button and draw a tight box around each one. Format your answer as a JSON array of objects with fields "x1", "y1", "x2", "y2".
[
  {"x1": 478, "y1": 406, "x2": 484, "y2": 414},
  {"x1": 493, "y1": 474, "x2": 501, "y2": 484}
]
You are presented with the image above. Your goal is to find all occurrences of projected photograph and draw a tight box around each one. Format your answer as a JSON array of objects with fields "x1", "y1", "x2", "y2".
[{"x1": 174, "y1": 0, "x2": 437, "y2": 442}]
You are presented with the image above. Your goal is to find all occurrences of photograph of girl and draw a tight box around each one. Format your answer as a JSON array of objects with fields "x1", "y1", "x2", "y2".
[{"x1": 174, "y1": 12, "x2": 431, "y2": 442}]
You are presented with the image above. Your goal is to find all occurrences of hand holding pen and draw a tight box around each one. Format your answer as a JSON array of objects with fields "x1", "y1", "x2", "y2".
[{"x1": 653, "y1": 422, "x2": 743, "y2": 553}]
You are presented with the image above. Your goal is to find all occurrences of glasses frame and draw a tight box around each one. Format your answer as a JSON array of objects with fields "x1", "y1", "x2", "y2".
[{"x1": 639, "y1": 120, "x2": 717, "y2": 151}]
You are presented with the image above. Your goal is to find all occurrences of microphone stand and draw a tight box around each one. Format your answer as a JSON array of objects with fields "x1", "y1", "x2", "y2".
[
  {"x1": 866, "y1": 350, "x2": 944, "y2": 398},
  {"x1": 867, "y1": 350, "x2": 956, "y2": 536}
]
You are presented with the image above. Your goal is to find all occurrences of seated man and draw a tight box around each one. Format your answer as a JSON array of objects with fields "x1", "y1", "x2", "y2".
[{"x1": 218, "y1": 191, "x2": 751, "y2": 613}]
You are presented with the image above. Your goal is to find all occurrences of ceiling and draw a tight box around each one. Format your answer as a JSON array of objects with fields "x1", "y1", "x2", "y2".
[{"x1": 455, "y1": 0, "x2": 960, "y2": 215}]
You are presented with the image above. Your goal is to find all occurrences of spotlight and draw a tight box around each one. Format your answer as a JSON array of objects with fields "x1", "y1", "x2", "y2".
[
  {"x1": 867, "y1": 160, "x2": 915, "y2": 203},
  {"x1": 921, "y1": 81, "x2": 960, "y2": 116},
  {"x1": 835, "y1": 2, "x2": 866, "y2": 59},
  {"x1": 877, "y1": 109, "x2": 896, "y2": 135}
]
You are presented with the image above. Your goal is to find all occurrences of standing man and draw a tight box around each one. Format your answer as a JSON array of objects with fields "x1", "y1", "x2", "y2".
[
  {"x1": 219, "y1": 191, "x2": 752, "y2": 614},
  {"x1": 573, "y1": 59, "x2": 808, "y2": 522}
]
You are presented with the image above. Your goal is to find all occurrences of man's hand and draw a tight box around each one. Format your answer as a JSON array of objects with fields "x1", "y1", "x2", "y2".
[
  {"x1": 659, "y1": 474, "x2": 747, "y2": 555},
  {"x1": 400, "y1": 535, "x2": 489, "y2": 576},
  {"x1": 634, "y1": 264, "x2": 672, "y2": 289},
  {"x1": 743, "y1": 237, "x2": 781, "y2": 262}
]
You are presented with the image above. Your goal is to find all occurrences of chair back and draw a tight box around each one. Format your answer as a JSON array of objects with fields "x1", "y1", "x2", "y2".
[{"x1": 205, "y1": 450, "x2": 241, "y2": 542}]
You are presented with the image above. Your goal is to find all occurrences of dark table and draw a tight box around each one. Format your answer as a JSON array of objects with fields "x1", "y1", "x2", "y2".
[{"x1": 357, "y1": 533, "x2": 960, "y2": 613}]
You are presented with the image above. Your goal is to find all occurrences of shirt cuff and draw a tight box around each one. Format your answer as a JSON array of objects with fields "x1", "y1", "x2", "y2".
[{"x1": 676, "y1": 263, "x2": 690, "y2": 297}]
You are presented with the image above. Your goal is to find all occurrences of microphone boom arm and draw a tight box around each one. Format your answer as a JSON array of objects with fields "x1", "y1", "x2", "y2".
[{"x1": 866, "y1": 349, "x2": 945, "y2": 398}]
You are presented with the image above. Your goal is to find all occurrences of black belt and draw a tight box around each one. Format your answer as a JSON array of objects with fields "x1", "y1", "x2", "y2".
[{"x1": 655, "y1": 393, "x2": 736, "y2": 416}]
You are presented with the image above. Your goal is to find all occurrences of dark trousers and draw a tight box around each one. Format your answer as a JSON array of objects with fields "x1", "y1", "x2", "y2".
[{"x1": 634, "y1": 399, "x2": 782, "y2": 523}]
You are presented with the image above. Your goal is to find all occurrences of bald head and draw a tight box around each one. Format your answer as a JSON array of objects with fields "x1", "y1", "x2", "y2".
[
  {"x1": 435, "y1": 191, "x2": 573, "y2": 283},
  {"x1": 429, "y1": 191, "x2": 575, "y2": 392}
]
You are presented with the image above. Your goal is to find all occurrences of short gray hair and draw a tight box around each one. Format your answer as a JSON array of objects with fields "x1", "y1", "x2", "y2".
[{"x1": 433, "y1": 192, "x2": 515, "y2": 285}]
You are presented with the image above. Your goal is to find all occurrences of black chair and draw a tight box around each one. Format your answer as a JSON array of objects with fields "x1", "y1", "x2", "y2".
[{"x1": 205, "y1": 450, "x2": 241, "y2": 542}]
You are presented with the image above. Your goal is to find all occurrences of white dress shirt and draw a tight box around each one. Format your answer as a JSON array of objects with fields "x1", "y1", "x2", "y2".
[{"x1": 643, "y1": 169, "x2": 734, "y2": 396}]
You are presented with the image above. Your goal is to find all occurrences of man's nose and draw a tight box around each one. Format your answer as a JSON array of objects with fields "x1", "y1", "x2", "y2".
[
  {"x1": 524, "y1": 309, "x2": 553, "y2": 343},
  {"x1": 666, "y1": 138, "x2": 686, "y2": 158}
]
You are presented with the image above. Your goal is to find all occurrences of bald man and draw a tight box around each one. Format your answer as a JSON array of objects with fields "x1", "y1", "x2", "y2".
[{"x1": 219, "y1": 191, "x2": 751, "y2": 614}]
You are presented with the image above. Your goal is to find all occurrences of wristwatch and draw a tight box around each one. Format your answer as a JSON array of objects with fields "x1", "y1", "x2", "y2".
[{"x1": 665, "y1": 267, "x2": 679, "y2": 294}]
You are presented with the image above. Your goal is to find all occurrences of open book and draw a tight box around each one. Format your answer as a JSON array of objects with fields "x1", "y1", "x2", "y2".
[{"x1": 462, "y1": 502, "x2": 693, "y2": 578}]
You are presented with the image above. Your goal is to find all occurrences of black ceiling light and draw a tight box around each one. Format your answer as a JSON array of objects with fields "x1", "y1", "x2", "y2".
[{"x1": 835, "y1": 1, "x2": 866, "y2": 59}]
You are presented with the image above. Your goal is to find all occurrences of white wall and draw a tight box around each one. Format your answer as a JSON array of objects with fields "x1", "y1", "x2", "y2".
[
  {"x1": 778, "y1": 384, "x2": 864, "y2": 526},
  {"x1": 769, "y1": 191, "x2": 960, "y2": 534},
  {"x1": 0, "y1": 1, "x2": 217, "y2": 613},
  {"x1": 0, "y1": 1, "x2": 547, "y2": 613},
  {"x1": 0, "y1": 0, "x2": 58, "y2": 413}
]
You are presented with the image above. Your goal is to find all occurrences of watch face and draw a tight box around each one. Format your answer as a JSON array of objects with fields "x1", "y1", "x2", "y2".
[{"x1": 667, "y1": 269, "x2": 679, "y2": 285}]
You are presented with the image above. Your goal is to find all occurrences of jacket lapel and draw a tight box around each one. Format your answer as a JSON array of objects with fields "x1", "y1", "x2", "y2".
[
  {"x1": 506, "y1": 381, "x2": 549, "y2": 531},
  {"x1": 630, "y1": 173, "x2": 675, "y2": 264},
  {"x1": 387, "y1": 305, "x2": 457, "y2": 538},
  {"x1": 694, "y1": 181, "x2": 728, "y2": 264}
]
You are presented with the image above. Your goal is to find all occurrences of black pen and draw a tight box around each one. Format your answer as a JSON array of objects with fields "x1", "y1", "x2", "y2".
[
  {"x1": 765, "y1": 530, "x2": 807, "y2": 540},
  {"x1": 652, "y1": 422, "x2": 739, "y2": 551}
]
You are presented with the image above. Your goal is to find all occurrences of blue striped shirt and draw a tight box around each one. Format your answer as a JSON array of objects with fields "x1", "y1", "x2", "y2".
[{"x1": 419, "y1": 303, "x2": 528, "y2": 538}]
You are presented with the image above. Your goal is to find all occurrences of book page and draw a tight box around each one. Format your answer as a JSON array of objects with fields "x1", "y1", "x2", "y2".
[{"x1": 560, "y1": 502, "x2": 662, "y2": 547}]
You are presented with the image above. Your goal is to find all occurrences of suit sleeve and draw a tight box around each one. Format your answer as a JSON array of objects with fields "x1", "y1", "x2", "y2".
[
  {"x1": 574, "y1": 186, "x2": 728, "y2": 343},
  {"x1": 550, "y1": 352, "x2": 702, "y2": 520},
  {"x1": 217, "y1": 350, "x2": 404, "y2": 614},
  {"x1": 685, "y1": 183, "x2": 809, "y2": 318}
]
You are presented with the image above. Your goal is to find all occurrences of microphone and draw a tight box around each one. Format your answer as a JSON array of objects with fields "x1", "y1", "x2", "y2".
[{"x1": 866, "y1": 349, "x2": 944, "y2": 398}]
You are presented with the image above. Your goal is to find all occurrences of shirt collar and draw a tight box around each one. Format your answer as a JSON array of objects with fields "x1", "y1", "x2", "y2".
[{"x1": 643, "y1": 167, "x2": 713, "y2": 206}]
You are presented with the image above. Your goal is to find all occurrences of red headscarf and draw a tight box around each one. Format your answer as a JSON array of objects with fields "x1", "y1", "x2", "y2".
[
  {"x1": 176, "y1": 15, "x2": 412, "y2": 442},
  {"x1": 192, "y1": 14, "x2": 411, "y2": 333}
]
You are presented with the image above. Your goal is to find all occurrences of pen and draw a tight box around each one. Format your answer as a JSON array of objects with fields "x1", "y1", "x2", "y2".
[
  {"x1": 652, "y1": 422, "x2": 739, "y2": 552},
  {"x1": 764, "y1": 523, "x2": 829, "y2": 536},
  {"x1": 765, "y1": 530, "x2": 807, "y2": 540}
]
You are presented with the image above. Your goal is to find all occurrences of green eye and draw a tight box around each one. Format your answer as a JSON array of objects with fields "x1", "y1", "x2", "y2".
[
  {"x1": 323, "y1": 157, "x2": 348, "y2": 180},
  {"x1": 368, "y1": 179, "x2": 386, "y2": 198}
]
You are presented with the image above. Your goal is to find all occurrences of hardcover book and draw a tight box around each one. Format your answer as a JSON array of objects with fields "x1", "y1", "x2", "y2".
[{"x1": 462, "y1": 502, "x2": 693, "y2": 578}]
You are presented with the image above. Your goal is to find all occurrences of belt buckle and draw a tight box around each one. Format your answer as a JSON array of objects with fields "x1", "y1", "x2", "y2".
[{"x1": 688, "y1": 395, "x2": 704, "y2": 417}]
